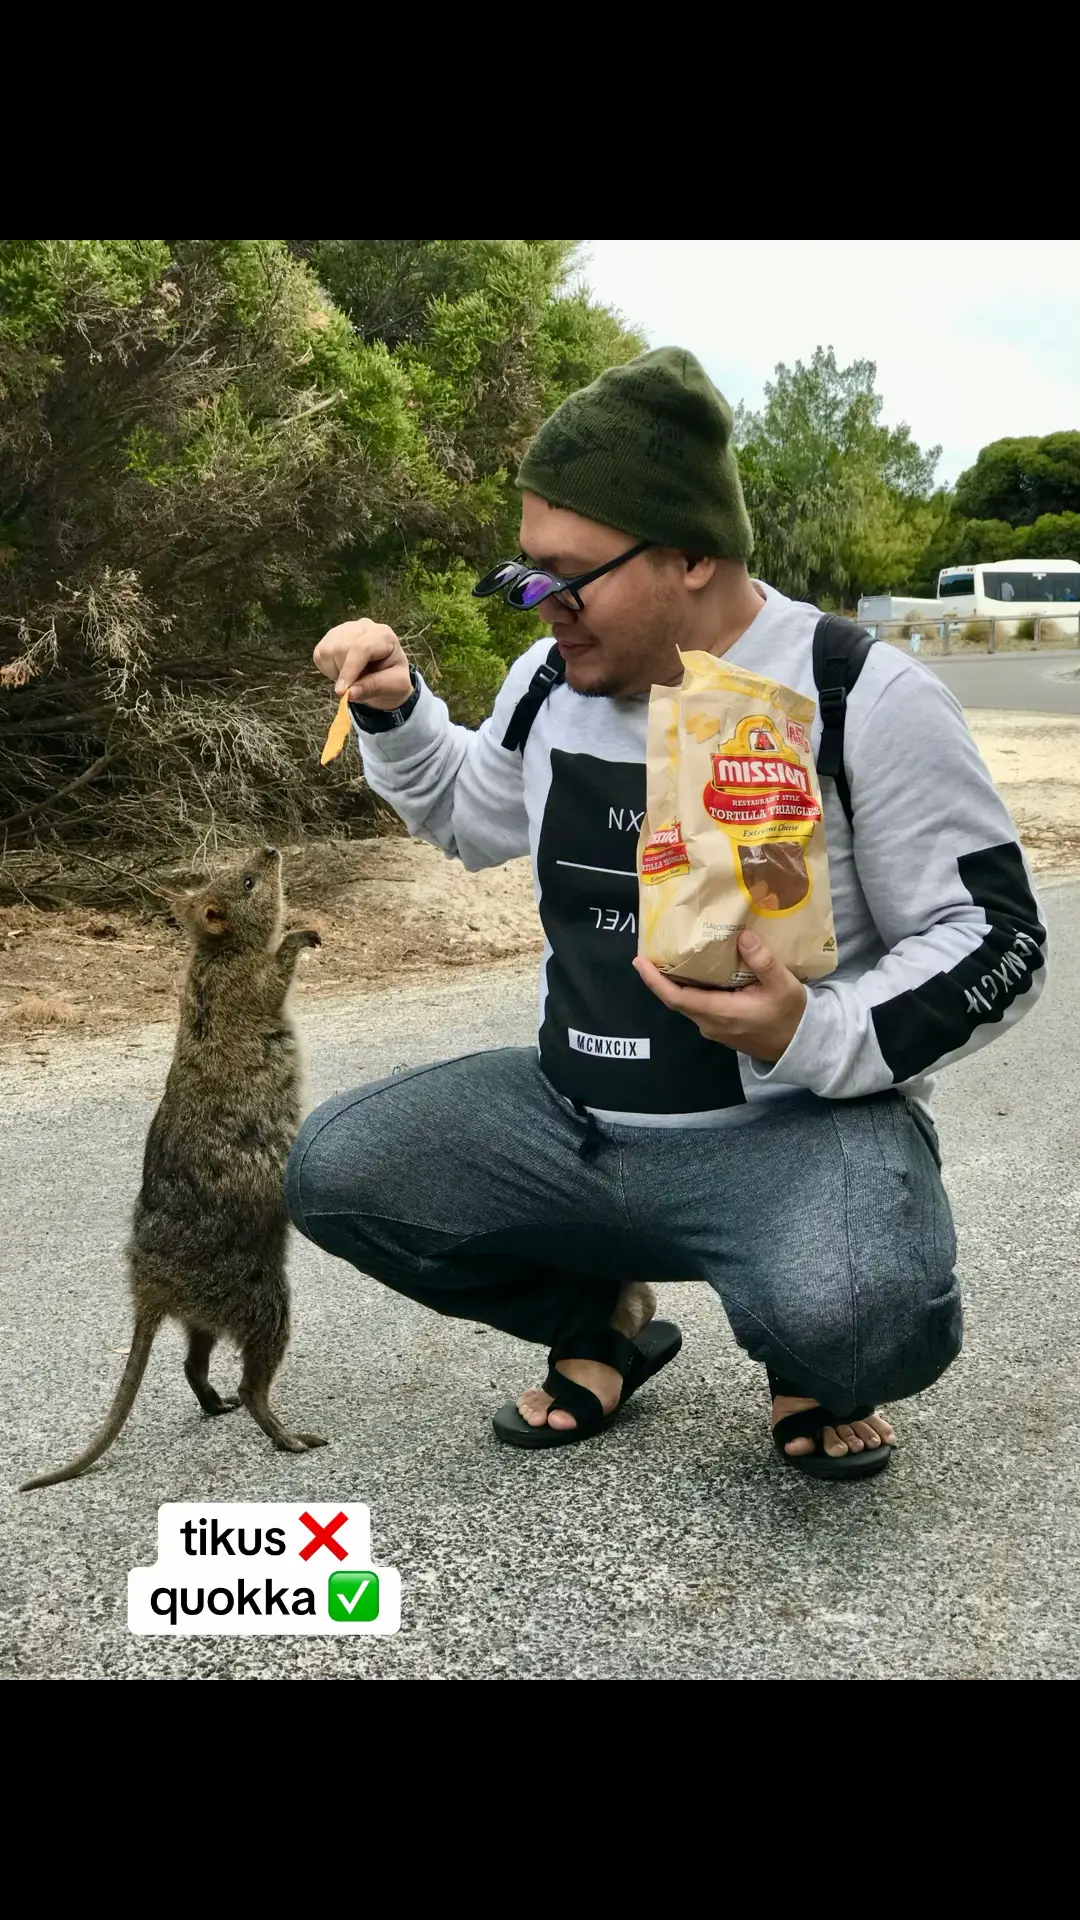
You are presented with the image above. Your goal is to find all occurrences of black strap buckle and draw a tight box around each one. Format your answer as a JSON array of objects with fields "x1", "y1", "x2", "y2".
[
  {"x1": 501, "y1": 644, "x2": 566, "y2": 752},
  {"x1": 817, "y1": 685, "x2": 847, "y2": 718}
]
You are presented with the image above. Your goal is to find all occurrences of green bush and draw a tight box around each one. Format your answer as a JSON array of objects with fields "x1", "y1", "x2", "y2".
[{"x1": 0, "y1": 239, "x2": 642, "y2": 900}]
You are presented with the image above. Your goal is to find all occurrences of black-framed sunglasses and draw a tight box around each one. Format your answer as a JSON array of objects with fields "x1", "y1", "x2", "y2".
[{"x1": 472, "y1": 538, "x2": 652, "y2": 613}]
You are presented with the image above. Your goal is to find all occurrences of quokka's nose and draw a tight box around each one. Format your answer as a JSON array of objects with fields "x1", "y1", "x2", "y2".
[{"x1": 263, "y1": 845, "x2": 280, "y2": 861}]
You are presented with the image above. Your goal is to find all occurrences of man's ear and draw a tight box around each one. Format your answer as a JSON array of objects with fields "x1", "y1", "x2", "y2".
[
  {"x1": 684, "y1": 554, "x2": 716, "y2": 589},
  {"x1": 202, "y1": 901, "x2": 232, "y2": 937}
]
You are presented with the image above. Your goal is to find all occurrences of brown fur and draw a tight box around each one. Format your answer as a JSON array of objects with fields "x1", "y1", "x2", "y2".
[{"x1": 21, "y1": 847, "x2": 326, "y2": 1491}]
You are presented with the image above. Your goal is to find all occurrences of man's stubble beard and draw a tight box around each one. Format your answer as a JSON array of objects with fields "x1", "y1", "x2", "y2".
[
  {"x1": 560, "y1": 593, "x2": 686, "y2": 701},
  {"x1": 565, "y1": 649, "x2": 680, "y2": 702},
  {"x1": 567, "y1": 680, "x2": 620, "y2": 700}
]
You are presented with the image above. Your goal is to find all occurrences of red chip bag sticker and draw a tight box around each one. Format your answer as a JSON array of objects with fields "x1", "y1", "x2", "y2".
[{"x1": 641, "y1": 822, "x2": 690, "y2": 883}]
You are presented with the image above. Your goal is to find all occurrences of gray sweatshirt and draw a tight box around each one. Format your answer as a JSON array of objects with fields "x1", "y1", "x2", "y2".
[{"x1": 351, "y1": 583, "x2": 1048, "y2": 1127}]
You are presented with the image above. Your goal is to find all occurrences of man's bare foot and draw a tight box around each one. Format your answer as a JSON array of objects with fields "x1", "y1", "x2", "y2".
[
  {"x1": 772, "y1": 1392, "x2": 897, "y2": 1458},
  {"x1": 516, "y1": 1283, "x2": 656, "y2": 1433}
]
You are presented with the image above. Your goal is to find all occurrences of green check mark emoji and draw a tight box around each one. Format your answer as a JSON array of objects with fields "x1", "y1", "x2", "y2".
[{"x1": 328, "y1": 1571, "x2": 380, "y2": 1623}]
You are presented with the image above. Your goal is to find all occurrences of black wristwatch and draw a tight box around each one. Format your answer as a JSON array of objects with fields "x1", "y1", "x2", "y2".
[{"x1": 349, "y1": 666, "x2": 422, "y2": 734}]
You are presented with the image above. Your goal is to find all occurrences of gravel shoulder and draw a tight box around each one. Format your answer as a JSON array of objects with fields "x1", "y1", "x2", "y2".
[{"x1": 0, "y1": 884, "x2": 1077, "y2": 1679}]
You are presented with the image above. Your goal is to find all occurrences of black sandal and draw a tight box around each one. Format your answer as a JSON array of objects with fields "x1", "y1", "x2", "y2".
[
  {"x1": 768, "y1": 1369, "x2": 893, "y2": 1480},
  {"x1": 493, "y1": 1320, "x2": 682, "y2": 1450}
]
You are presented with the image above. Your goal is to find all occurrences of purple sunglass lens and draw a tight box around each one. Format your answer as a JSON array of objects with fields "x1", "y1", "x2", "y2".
[
  {"x1": 515, "y1": 573, "x2": 560, "y2": 609},
  {"x1": 474, "y1": 561, "x2": 525, "y2": 598}
]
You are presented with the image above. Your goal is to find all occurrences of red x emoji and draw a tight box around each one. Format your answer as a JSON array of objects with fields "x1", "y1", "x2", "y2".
[{"x1": 298, "y1": 1510, "x2": 349, "y2": 1562}]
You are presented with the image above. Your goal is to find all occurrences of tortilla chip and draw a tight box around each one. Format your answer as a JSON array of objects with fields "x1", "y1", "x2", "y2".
[{"x1": 320, "y1": 691, "x2": 352, "y2": 766}]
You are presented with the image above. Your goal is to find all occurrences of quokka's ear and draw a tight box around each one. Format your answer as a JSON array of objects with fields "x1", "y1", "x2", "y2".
[
  {"x1": 166, "y1": 888, "x2": 197, "y2": 931},
  {"x1": 201, "y1": 902, "x2": 232, "y2": 936}
]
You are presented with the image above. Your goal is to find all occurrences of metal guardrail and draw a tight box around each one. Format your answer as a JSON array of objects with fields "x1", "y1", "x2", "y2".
[{"x1": 864, "y1": 613, "x2": 1080, "y2": 655}]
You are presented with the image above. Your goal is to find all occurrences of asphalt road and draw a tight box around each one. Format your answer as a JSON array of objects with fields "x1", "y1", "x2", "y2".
[
  {"x1": 922, "y1": 647, "x2": 1080, "y2": 714},
  {"x1": 2, "y1": 883, "x2": 1077, "y2": 1680}
]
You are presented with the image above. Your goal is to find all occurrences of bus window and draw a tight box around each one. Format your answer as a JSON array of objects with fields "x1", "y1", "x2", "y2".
[
  {"x1": 939, "y1": 572, "x2": 975, "y2": 596},
  {"x1": 984, "y1": 571, "x2": 1080, "y2": 603}
]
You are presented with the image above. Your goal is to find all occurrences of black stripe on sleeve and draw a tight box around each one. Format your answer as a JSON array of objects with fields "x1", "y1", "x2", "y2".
[{"x1": 871, "y1": 843, "x2": 1046, "y2": 1084}]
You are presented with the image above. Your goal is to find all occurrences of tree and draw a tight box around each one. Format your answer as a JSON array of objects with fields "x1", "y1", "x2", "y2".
[
  {"x1": 0, "y1": 239, "x2": 643, "y2": 899},
  {"x1": 953, "y1": 433, "x2": 1080, "y2": 526},
  {"x1": 734, "y1": 347, "x2": 940, "y2": 604},
  {"x1": 0, "y1": 239, "x2": 426, "y2": 884},
  {"x1": 905, "y1": 437, "x2": 1080, "y2": 592},
  {"x1": 904, "y1": 501, "x2": 970, "y2": 594},
  {"x1": 308, "y1": 240, "x2": 645, "y2": 714},
  {"x1": 846, "y1": 489, "x2": 955, "y2": 599}
]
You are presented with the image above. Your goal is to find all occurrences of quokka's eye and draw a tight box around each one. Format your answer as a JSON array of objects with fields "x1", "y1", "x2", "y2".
[{"x1": 243, "y1": 876, "x2": 255, "y2": 892}]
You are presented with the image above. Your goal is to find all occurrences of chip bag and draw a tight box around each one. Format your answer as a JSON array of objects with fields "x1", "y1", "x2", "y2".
[{"x1": 638, "y1": 650, "x2": 837, "y2": 989}]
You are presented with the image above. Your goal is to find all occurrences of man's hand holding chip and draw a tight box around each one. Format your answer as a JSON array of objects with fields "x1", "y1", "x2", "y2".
[{"x1": 313, "y1": 619, "x2": 413, "y2": 711}]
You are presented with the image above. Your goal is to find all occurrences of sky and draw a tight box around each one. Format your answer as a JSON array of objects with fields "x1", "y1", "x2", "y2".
[{"x1": 578, "y1": 241, "x2": 1080, "y2": 491}]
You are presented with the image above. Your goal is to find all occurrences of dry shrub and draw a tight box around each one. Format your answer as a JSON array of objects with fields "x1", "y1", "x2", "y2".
[
  {"x1": 2, "y1": 994, "x2": 79, "y2": 1030},
  {"x1": 0, "y1": 242, "x2": 413, "y2": 905},
  {"x1": 0, "y1": 240, "x2": 646, "y2": 910}
]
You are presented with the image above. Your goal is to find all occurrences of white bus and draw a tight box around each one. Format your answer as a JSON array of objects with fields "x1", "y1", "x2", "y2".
[{"x1": 936, "y1": 558, "x2": 1080, "y2": 618}]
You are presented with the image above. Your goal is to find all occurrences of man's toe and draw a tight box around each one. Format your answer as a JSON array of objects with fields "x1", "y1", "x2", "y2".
[
  {"x1": 823, "y1": 1425, "x2": 852, "y2": 1456},
  {"x1": 547, "y1": 1408, "x2": 578, "y2": 1431},
  {"x1": 852, "y1": 1420, "x2": 881, "y2": 1447},
  {"x1": 516, "y1": 1389, "x2": 553, "y2": 1428},
  {"x1": 784, "y1": 1435, "x2": 816, "y2": 1456}
]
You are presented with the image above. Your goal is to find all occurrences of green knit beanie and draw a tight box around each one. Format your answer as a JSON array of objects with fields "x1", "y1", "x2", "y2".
[{"x1": 517, "y1": 345, "x2": 753, "y2": 562}]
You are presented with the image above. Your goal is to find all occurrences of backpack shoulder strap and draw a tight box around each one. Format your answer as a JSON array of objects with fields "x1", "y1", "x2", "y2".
[
  {"x1": 501, "y1": 643, "x2": 566, "y2": 753},
  {"x1": 812, "y1": 614, "x2": 876, "y2": 831}
]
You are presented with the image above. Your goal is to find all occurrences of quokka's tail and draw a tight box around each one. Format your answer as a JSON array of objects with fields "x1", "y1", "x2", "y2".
[{"x1": 19, "y1": 1311, "x2": 162, "y2": 1491}]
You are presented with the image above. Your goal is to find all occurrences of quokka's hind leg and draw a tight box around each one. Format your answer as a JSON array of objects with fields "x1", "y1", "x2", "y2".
[
  {"x1": 184, "y1": 1326, "x2": 241, "y2": 1417},
  {"x1": 237, "y1": 1291, "x2": 327, "y2": 1453}
]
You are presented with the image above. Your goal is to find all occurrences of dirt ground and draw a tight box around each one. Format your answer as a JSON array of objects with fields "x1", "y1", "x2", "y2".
[
  {"x1": 2, "y1": 711, "x2": 1077, "y2": 1059},
  {"x1": 963, "y1": 709, "x2": 1080, "y2": 874}
]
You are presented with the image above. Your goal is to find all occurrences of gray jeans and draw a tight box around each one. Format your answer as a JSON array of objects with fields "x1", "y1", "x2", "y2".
[{"x1": 286, "y1": 1048, "x2": 962, "y2": 1418}]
